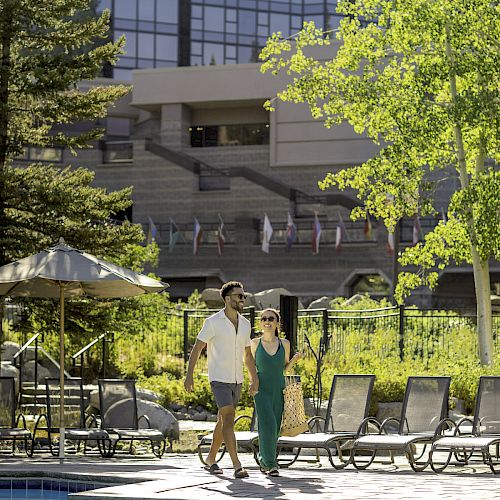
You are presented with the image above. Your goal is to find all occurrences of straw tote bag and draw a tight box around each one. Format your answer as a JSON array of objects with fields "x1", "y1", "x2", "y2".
[{"x1": 281, "y1": 375, "x2": 309, "y2": 437}]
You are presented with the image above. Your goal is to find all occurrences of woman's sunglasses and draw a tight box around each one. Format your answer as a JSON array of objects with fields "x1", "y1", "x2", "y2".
[{"x1": 260, "y1": 316, "x2": 277, "y2": 322}]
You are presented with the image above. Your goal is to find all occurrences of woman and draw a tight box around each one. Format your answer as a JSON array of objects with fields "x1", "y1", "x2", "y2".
[{"x1": 251, "y1": 308, "x2": 302, "y2": 476}]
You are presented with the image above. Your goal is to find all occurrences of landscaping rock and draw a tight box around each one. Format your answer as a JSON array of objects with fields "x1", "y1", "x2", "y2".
[
  {"x1": 376, "y1": 402, "x2": 403, "y2": 430},
  {"x1": 169, "y1": 403, "x2": 182, "y2": 412},
  {"x1": 137, "y1": 399, "x2": 180, "y2": 442},
  {"x1": 307, "y1": 296, "x2": 332, "y2": 309},
  {"x1": 89, "y1": 386, "x2": 160, "y2": 411},
  {"x1": 193, "y1": 411, "x2": 207, "y2": 421},
  {"x1": 0, "y1": 362, "x2": 19, "y2": 388},
  {"x1": 303, "y1": 397, "x2": 329, "y2": 419},
  {"x1": 1, "y1": 341, "x2": 25, "y2": 362},
  {"x1": 206, "y1": 414, "x2": 218, "y2": 422},
  {"x1": 21, "y1": 360, "x2": 51, "y2": 383}
]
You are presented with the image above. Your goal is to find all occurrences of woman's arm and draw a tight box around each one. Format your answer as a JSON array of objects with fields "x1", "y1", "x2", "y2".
[{"x1": 283, "y1": 339, "x2": 302, "y2": 372}]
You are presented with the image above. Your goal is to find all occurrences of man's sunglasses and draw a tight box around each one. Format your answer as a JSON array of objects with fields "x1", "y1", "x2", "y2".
[
  {"x1": 260, "y1": 316, "x2": 277, "y2": 322},
  {"x1": 230, "y1": 293, "x2": 246, "y2": 300}
]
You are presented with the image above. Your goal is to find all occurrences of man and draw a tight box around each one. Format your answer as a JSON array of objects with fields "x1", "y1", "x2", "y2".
[{"x1": 184, "y1": 281, "x2": 258, "y2": 478}]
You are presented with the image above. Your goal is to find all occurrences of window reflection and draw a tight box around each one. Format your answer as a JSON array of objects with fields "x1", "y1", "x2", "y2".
[{"x1": 190, "y1": 124, "x2": 270, "y2": 147}]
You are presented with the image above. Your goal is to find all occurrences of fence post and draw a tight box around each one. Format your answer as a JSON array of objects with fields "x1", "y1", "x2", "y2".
[
  {"x1": 399, "y1": 304, "x2": 405, "y2": 361},
  {"x1": 183, "y1": 310, "x2": 189, "y2": 363},
  {"x1": 322, "y1": 309, "x2": 329, "y2": 352}
]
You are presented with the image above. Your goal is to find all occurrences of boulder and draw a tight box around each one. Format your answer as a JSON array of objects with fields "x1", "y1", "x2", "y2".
[
  {"x1": 376, "y1": 402, "x2": 403, "y2": 431},
  {"x1": 0, "y1": 362, "x2": 19, "y2": 389},
  {"x1": 21, "y1": 360, "x2": 51, "y2": 383},
  {"x1": 1, "y1": 341, "x2": 24, "y2": 363},
  {"x1": 307, "y1": 296, "x2": 332, "y2": 309},
  {"x1": 89, "y1": 386, "x2": 160, "y2": 411},
  {"x1": 253, "y1": 288, "x2": 304, "y2": 310}
]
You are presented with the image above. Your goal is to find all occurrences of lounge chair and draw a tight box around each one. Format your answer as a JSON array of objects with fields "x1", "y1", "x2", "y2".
[
  {"x1": 197, "y1": 409, "x2": 259, "y2": 465},
  {"x1": 98, "y1": 379, "x2": 166, "y2": 458},
  {"x1": 350, "y1": 376, "x2": 452, "y2": 471},
  {"x1": 276, "y1": 374, "x2": 376, "y2": 469},
  {"x1": 30, "y1": 377, "x2": 110, "y2": 457},
  {"x1": 430, "y1": 376, "x2": 500, "y2": 473},
  {"x1": 0, "y1": 376, "x2": 32, "y2": 455}
]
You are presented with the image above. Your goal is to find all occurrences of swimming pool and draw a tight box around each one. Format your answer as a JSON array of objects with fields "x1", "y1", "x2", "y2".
[{"x1": 0, "y1": 478, "x2": 106, "y2": 499}]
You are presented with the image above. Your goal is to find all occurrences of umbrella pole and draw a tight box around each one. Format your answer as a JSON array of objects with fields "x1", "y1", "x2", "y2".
[{"x1": 59, "y1": 284, "x2": 65, "y2": 460}]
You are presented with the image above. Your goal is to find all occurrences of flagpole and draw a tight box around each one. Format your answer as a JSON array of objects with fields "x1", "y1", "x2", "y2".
[{"x1": 391, "y1": 220, "x2": 400, "y2": 299}]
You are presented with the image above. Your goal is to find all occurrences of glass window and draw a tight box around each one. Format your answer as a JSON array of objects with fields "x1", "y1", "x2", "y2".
[
  {"x1": 96, "y1": 0, "x2": 111, "y2": 12},
  {"x1": 258, "y1": 12, "x2": 269, "y2": 25},
  {"x1": 155, "y1": 22, "x2": 177, "y2": 34},
  {"x1": 226, "y1": 33, "x2": 237, "y2": 43},
  {"x1": 304, "y1": 3, "x2": 326, "y2": 15},
  {"x1": 204, "y1": 7, "x2": 224, "y2": 32},
  {"x1": 117, "y1": 31, "x2": 137, "y2": 57},
  {"x1": 191, "y1": 42, "x2": 202, "y2": 55},
  {"x1": 203, "y1": 43, "x2": 224, "y2": 65},
  {"x1": 226, "y1": 9, "x2": 237, "y2": 22},
  {"x1": 270, "y1": 1, "x2": 291, "y2": 13},
  {"x1": 192, "y1": 5, "x2": 202, "y2": 18},
  {"x1": 270, "y1": 14, "x2": 290, "y2": 36},
  {"x1": 240, "y1": 0, "x2": 257, "y2": 8},
  {"x1": 237, "y1": 45, "x2": 253, "y2": 63},
  {"x1": 191, "y1": 19, "x2": 202, "y2": 30},
  {"x1": 325, "y1": 15, "x2": 342, "y2": 30},
  {"x1": 238, "y1": 9, "x2": 257, "y2": 35},
  {"x1": 292, "y1": 15, "x2": 302, "y2": 29},
  {"x1": 258, "y1": 25, "x2": 270, "y2": 37},
  {"x1": 138, "y1": 0, "x2": 155, "y2": 20},
  {"x1": 226, "y1": 22, "x2": 237, "y2": 33},
  {"x1": 138, "y1": 21, "x2": 155, "y2": 31},
  {"x1": 156, "y1": 0, "x2": 178, "y2": 24},
  {"x1": 190, "y1": 124, "x2": 270, "y2": 147},
  {"x1": 205, "y1": 31, "x2": 225, "y2": 42},
  {"x1": 191, "y1": 55, "x2": 202, "y2": 65},
  {"x1": 114, "y1": 19, "x2": 136, "y2": 30},
  {"x1": 156, "y1": 34, "x2": 178, "y2": 61},
  {"x1": 303, "y1": 14, "x2": 324, "y2": 29},
  {"x1": 137, "y1": 58, "x2": 155, "y2": 68},
  {"x1": 225, "y1": 45, "x2": 236, "y2": 58},
  {"x1": 138, "y1": 33, "x2": 154, "y2": 59},
  {"x1": 113, "y1": 68, "x2": 133, "y2": 80},
  {"x1": 107, "y1": 118, "x2": 131, "y2": 137},
  {"x1": 258, "y1": 1, "x2": 270, "y2": 8},
  {"x1": 114, "y1": 0, "x2": 136, "y2": 19}
]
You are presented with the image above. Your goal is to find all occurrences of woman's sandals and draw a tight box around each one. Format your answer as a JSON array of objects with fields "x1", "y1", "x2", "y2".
[
  {"x1": 233, "y1": 467, "x2": 249, "y2": 478},
  {"x1": 204, "y1": 463, "x2": 223, "y2": 475}
]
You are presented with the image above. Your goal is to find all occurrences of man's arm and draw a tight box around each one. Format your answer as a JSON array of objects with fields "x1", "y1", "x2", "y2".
[
  {"x1": 184, "y1": 339, "x2": 206, "y2": 392},
  {"x1": 244, "y1": 346, "x2": 259, "y2": 396}
]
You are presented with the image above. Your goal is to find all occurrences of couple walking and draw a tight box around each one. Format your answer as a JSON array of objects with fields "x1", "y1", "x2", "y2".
[{"x1": 184, "y1": 281, "x2": 301, "y2": 478}]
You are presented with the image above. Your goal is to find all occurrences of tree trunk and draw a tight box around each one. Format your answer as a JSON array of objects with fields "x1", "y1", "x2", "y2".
[{"x1": 446, "y1": 32, "x2": 493, "y2": 365}]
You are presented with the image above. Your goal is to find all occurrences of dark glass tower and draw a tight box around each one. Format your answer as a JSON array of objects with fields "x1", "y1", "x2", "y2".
[{"x1": 97, "y1": 0, "x2": 341, "y2": 80}]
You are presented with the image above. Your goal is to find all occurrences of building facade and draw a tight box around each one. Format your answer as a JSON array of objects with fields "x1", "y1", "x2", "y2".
[{"x1": 15, "y1": 1, "x2": 499, "y2": 305}]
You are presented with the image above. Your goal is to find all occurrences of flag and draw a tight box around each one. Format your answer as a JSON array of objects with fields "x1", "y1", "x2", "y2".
[
  {"x1": 387, "y1": 231, "x2": 395, "y2": 255},
  {"x1": 261, "y1": 214, "x2": 273, "y2": 253},
  {"x1": 217, "y1": 214, "x2": 227, "y2": 256},
  {"x1": 168, "y1": 219, "x2": 180, "y2": 253},
  {"x1": 312, "y1": 213, "x2": 322, "y2": 255},
  {"x1": 364, "y1": 214, "x2": 373, "y2": 240},
  {"x1": 193, "y1": 217, "x2": 203, "y2": 255},
  {"x1": 335, "y1": 214, "x2": 347, "y2": 253},
  {"x1": 147, "y1": 216, "x2": 159, "y2": 245},
  {"x1": 285, "y1": 212, "x2": 297, "y2": 251},
  {"x1": 412, "y1": 215, "x2": 422, "y2": 246}
]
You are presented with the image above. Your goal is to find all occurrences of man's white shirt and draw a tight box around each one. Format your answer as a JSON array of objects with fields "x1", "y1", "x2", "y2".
[{"x1": 197, "y1": 309, "x2": 251, "y2": 384}]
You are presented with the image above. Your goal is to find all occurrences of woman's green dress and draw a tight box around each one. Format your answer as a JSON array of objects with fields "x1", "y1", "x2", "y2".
[{"x1": 254, "y1": 338, "x2": 285, "y2": 470}]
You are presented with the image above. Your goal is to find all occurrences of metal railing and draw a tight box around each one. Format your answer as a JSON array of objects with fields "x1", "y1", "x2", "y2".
[{"x1": 71, "y1": 333, "x2": 112, "y2": 382}]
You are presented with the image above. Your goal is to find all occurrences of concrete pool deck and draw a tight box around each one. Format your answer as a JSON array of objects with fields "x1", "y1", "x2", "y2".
[{"x1": 1, "y1": 451, "x2": 499, "y2": 499}]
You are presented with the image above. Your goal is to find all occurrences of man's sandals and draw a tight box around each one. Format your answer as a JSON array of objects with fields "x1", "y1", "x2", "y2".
[
  {"x1": 204, "y1": 463, "x2": 223, "y2": 475},
  {"x1": 233, "y1": 467, "x2": 249, "y2": 478}
]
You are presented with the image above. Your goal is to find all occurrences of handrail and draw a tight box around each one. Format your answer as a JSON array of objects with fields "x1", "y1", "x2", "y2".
[
  {"x1": 13, "y1": 332, "x2": 43, "y2": 360},
  {"x1": 71, "y1": 334, "x2": 106, "y2": 360}
]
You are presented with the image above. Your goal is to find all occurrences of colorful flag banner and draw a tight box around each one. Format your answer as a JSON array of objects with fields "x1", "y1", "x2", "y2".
[
  {"x1": 312, "y1": 213, "x2": 322, "y2": 255},
  {"x1": 285, "y1": 212, "x2": 298, "y2": 251},
  {"x1": 335, "y1": 213, "x2": 347, "y2": 253},
  {"x1": 364, "y1": 213, "x2": 373, "y2": 240},
  {"x1": 193, "y1": 217, "x2": 203, "y2": 255},
  {"x1": 261, "y1": 214, "x2": 273, "y2": 253},
  {"x1": 147, "y1": 216, "x2": 159, "y2": 245},
  {"x1": 217, "y1": 214, "x2": 227, "y2": 256},
  {"x1": 412, "y1": 215, "x2": 422, "y2": 246},
  {"x1": 168, "y1": 219, "x2": 180, "y2": 253},
  {"x1": 387, "y1": 231, "x2": 395, "y2": 255}
]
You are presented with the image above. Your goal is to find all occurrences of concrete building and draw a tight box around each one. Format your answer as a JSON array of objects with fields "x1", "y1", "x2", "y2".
[{"x1": 15, "y1": 1, "x2": 499, "y2": 305}]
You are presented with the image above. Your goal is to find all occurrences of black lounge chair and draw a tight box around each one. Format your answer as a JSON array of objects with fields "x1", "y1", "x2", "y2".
[
  {"x1": 430, "y1": 376, "x2": 500, "y2": 473},
  {"x1": 0, "y1": 376, "x2": 32, "y2": 455},
  {"x1": 198, "y1": 409, "x2": 259, "y2": 465},
  {"x1": 98, "y1": 379, "x2": 166, "y2": 458},
  {"x1": 351, "y1": 376, "x2": 452, "y2": 471},
  {"x1": 31, "y1": 377, "x2": 110, "y2": 457},
  {"x1": 276, "y1": 374, "x2": 375, "y2": 469}
]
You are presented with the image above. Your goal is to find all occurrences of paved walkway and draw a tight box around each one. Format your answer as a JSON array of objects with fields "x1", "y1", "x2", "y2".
[{"x1": 1, "y1": 451, "x2": 499, "y2": 499}]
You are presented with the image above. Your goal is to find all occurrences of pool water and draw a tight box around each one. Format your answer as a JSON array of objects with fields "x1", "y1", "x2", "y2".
[
  {"x1": 0, "y1": 479, "x2": 107, "y2": 499},
  {"x1": 0, "y1": 490, "x2": 68, "y2": 499}
]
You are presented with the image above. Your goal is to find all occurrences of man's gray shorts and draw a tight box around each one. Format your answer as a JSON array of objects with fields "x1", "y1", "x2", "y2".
[{"x1": 210, "y1": 381, "x2": 242, "y2": 409}]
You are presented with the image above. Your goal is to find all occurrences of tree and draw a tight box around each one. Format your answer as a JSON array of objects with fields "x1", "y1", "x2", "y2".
[
  {"x1": 0, "y1": 0, "x2": 131, "y2": 264},
  {"x1": 260, "y1": 1, "x2": 500, "y2": 364}
]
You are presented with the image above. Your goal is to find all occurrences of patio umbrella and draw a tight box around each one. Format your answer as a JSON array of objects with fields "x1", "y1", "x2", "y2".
[{"x1": 0, "y1": 239, "x2": 169, "y2": 458}]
